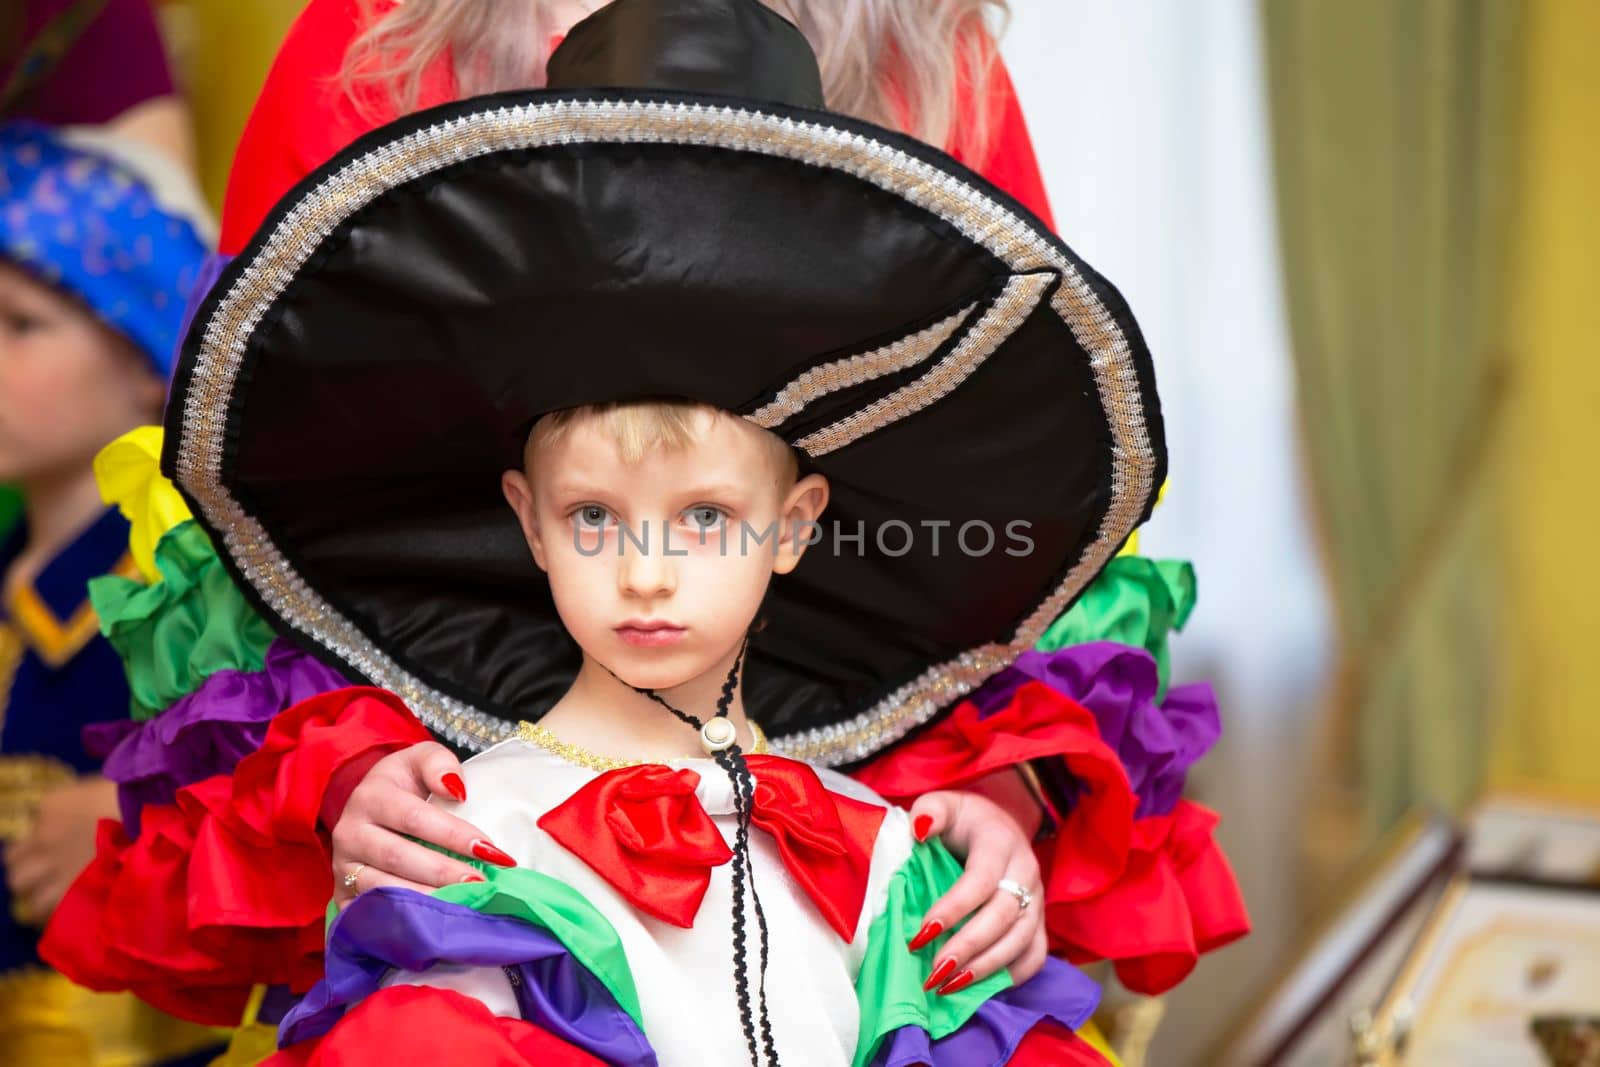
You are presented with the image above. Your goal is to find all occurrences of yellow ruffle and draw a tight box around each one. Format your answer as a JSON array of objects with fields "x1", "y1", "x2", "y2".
[
  {"x1": 94, "y1": 426, "x2": 192, "y2": 583},
  {"x1": 1078, "y1": 1018, "x2": 1125, "y2": 1066},
  {"x1": 0, "y1": 967, "x2": 225, "y2": 1067},
  {"x1": 1116, "y1": 479, "x2": 1170, "y2": 558}
]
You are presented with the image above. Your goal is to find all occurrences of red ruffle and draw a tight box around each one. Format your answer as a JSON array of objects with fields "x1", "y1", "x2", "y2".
[
  {"x1": 1009, "y1": 1022, "x2": 1115, "y2": 1066},
  {"x1": 848, "y1": 681, "x2": 1249, "y2": 996},
  {"x1": 41, "y1": 687, "x2": 432, "y2": 1025},
  {"x1": 264, "y1": 984, "x2": 608, "y2": 1066},
  {"x1": 1046, "y1": 800, "x2": 1250, "y2": 994},
  {"x1": 852, "y1": 681, "x2": 1136, "y2": 901}
]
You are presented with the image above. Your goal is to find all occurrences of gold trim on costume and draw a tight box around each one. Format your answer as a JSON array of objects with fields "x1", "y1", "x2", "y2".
[
  {"x1": 517, "y1": 719, "x2": 770, "y2": 772},
  {"x1": 0, "y1": 623, "x2": 21, "y2": 741},
  {"x1": 3, "y1": 553, "x2": 137, "y2": 669},
  {"x1": 170, "y1": 98, "x2": 1161, "y2": 765},
  {"x1": 0, "y1": 753, "x2": 73, "y2": 844}
]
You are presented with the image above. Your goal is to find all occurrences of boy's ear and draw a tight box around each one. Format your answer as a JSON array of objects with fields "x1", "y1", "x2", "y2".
[
  {"x1": 773, "y1": 472, "x2": 829, "y2": 576},
  {"x1": 501, "y1": 468, "x2": 548, "y2": 572}
]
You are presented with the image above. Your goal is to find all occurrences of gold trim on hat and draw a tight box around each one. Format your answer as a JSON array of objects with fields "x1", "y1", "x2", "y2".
[
  {"x1": 172, "y1": 98, "x2": 1159, "y2": 765},
  {"x1": 748, "y1": 301, "x2": 977, "y2": 431},
  {"x1": 795, "y1": 273, "x2": 1051, "y2": 457}
]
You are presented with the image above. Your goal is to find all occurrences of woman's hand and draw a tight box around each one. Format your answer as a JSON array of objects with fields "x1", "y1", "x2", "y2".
[
  {"x1": 4, "y1": 775, "x2": 119, "y2": 923},
  {"x1": 329, "y1": 742, "x2": 516, "y2": 907},
  {"x1": 905, "y1": 788, "x2": 1045, "y2": 995}
]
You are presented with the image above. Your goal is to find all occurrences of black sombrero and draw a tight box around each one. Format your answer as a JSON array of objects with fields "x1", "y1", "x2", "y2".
[{"x1": 163, "y1": 0, "x2": 1165, "y2": 767}]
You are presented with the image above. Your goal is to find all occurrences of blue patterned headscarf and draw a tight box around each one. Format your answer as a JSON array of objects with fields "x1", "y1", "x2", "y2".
[{"x1": 0, "y1": 121, "x2": 213, "y2": 376}]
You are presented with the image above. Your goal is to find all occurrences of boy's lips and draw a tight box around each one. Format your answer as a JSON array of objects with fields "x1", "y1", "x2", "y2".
[{"x1": 616, "y1": 620, "x2": 687, "y2": 648}]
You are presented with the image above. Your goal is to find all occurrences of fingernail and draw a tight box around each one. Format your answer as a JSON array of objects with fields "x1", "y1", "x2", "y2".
[
  {"x1": 922, "y1": 957, "x2": 958, "y2": 992},
  {"x1": 470, "y1": 840, "x2": 515, "y2": 867},
  {"x1": 913, "y1": 815, "x2": 933, "y2": 842},
  {"x1": 458, "y1": 871, "x2": 486, "y2": 883},
  {"x1": 937, "y1": 969, "x2": 976, "y2": 996},
  {"x1": 441, "y1": 773, "x2": 467, "y2": 802},
  {"x1": 907, "y1": 919, "x2": 944, "y2": 952}
]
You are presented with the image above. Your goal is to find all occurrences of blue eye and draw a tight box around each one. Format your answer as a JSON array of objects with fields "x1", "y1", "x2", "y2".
[
  {"x1": 573, "y1": 505, "x2": 612, "y2": 530},
  {"x1": 683, "y1": 505, "x2": 727, "y2": 531}
]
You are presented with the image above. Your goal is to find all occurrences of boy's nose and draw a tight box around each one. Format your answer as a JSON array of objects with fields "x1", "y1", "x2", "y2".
[{"x1": 617, "y1": 530, "x2": 677, "y2": 599}]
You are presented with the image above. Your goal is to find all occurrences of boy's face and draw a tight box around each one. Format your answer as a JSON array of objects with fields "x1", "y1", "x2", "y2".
[
  {"x1": 0, "y1": 262, "x2": 164, "y2": 485},
  {"x1": 502, "y1": 409, "x2": 828, "y2": 692}
]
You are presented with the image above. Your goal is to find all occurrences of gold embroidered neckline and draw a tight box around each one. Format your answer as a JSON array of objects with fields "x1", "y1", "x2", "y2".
[{"x1": 515, "y1": 718, "x2": 769, "y2": 772}]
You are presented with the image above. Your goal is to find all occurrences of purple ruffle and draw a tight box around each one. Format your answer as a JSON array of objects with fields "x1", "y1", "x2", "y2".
[
  {"x1": 871, "y1": 956, "x2": 1100, "y2": 1067},
  {"x1": 83, "y1": 640, "x2": 347, "y2": 835},
  {"x1": 971, "y1": 643, "x2": 1220, "y2": 817},
  {"x1": 279, "y1": 887, "x2": 656, "y2": 1066}
]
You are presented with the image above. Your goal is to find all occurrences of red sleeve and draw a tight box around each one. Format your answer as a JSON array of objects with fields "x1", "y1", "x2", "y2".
[
  {"x1": 851, "y1": 683, "x2": 1136, "y2": 902},
  {"x1": 948, "y1": 55, "x2": 1056, "y2": 231},
  {"x1": 39, "y1": 687, "x2": 434, "y2": 1025},
  {"x1": 265, "y1": 985, "x2": 609, "y2": 1066},
  {"x1": 219, "y1": 0, "x2": 457, "y2": 254},
  {"x1": 848, "y1": 683, "x2": 1250, "y2": 996}
]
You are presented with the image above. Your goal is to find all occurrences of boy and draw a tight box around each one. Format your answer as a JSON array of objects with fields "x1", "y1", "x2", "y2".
[{"x1": 265, "y1": 398, "x2": 1108, "y2": 1065}]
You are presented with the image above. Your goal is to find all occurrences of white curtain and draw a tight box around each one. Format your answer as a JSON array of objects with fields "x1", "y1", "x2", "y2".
[{"x1": 1002, "y1": 2, "x2": 1332, "y2": 1059}]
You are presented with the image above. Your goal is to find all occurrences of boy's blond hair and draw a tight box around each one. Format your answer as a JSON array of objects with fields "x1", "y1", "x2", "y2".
[{"x1": 526, "y1": 399, "x2": 800, "y2": 481}]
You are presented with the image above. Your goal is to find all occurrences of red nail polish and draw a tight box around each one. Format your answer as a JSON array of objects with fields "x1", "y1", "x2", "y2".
[
  {"x1": 907, "y1": 919, "x2": 944, "y2": 952},
  {"x1": 913, "y1": 814, "x2": 933, "y2": 842},
  {"x1": 922, "y1": 957, "x2": 958, "y2": 992},
  {"x1": 470, "y1": 840, "x2": 516, "y2": 867},
  {"x1": 458, "y1": 871, "x2": 486, "y2": 884},
  {"x1": 441, "y1": 773, "x2": 467, "y2": 802},
  {"x1": 937, "y1": 969, "x2": 976, "y2": 996}
]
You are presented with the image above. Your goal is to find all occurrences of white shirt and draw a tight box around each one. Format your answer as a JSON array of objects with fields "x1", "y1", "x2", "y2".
[{"x1": 384, "y1": 739, "x2": 915, "y2": 1067}]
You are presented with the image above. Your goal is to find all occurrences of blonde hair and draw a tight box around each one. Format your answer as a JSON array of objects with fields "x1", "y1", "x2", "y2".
[
  {"x1": 527, "y1": 400, "x2": 799, "y2": 480},
  {"x1": 343, "y1": 0, "x2": 1009, "y2": 163}
]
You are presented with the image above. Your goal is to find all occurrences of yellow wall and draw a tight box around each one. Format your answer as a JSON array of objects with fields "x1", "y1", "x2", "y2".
[
  {"x1": 1492, "y1": 0, "x2": 1600, "y2": 792},
  {"x1": 157, "y1": 0, "x2": 304, "y2": 209}
]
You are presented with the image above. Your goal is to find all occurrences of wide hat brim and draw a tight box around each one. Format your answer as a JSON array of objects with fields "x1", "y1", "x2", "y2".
[{"x1": 164, "y1": 89, "x2": 1165, "y2": 766}]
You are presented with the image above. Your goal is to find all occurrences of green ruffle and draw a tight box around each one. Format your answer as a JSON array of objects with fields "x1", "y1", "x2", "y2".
[
  {"x1": 853, "y1": 839, "x2": 1011, "y2": 1067},
  {"x1": 88, "y1": 519, "x2": 276, "y2": 720},
  {"x1": 1036, "y1": 556, "x2": 1196, "y2": 698}
]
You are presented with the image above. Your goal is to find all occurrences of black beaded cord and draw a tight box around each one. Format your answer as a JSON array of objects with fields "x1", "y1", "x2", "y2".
[{"x1": 609, "y1": 641, "x2": 780, "y2": 1067}]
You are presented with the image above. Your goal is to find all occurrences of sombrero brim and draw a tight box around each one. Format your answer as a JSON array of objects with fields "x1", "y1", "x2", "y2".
[{"x1": 164, "y1": 88, "x2": 1164, "y2": 766}]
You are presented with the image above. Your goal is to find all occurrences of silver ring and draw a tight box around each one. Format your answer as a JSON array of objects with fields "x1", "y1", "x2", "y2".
[
  {"x1": 996, "y1": 877, "x2": 1033, "y2": 913},
  {"x1": 342, "y1": 863, "x2": 367, "y2": 892}
]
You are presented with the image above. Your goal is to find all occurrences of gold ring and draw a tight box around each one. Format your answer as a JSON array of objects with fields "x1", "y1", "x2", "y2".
[{"x1": 342, "y1": 863, "x2": 367, "y2": 892}]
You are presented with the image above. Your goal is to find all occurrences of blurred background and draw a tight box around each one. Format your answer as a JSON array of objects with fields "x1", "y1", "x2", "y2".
[
  {"x1": 4, "y1": 0, "x2": 1597, "y2": 1063},
  {"x1": 1004, "y1": 0, "x2": 1599, "y2": 1060}
]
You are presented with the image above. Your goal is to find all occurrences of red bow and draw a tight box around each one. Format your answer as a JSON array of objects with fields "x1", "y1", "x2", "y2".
[{"x1": 539, "y1": 755, "x2": 885, "y2": 940}]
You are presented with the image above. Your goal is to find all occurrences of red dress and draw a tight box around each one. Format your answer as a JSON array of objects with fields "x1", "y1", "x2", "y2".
[{"x1": 217, "y1": 0, "x2": 1055, "y2": 256}]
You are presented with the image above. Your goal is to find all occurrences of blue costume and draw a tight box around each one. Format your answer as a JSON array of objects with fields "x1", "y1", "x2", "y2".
[{"x1": 0, "y1": 121, "x2": 221, "y2": 1064}]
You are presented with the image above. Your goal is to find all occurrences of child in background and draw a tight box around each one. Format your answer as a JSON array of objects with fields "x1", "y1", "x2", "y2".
[{"x1": 0, "y1": 121, "x2": 219, "y2": 1064}]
